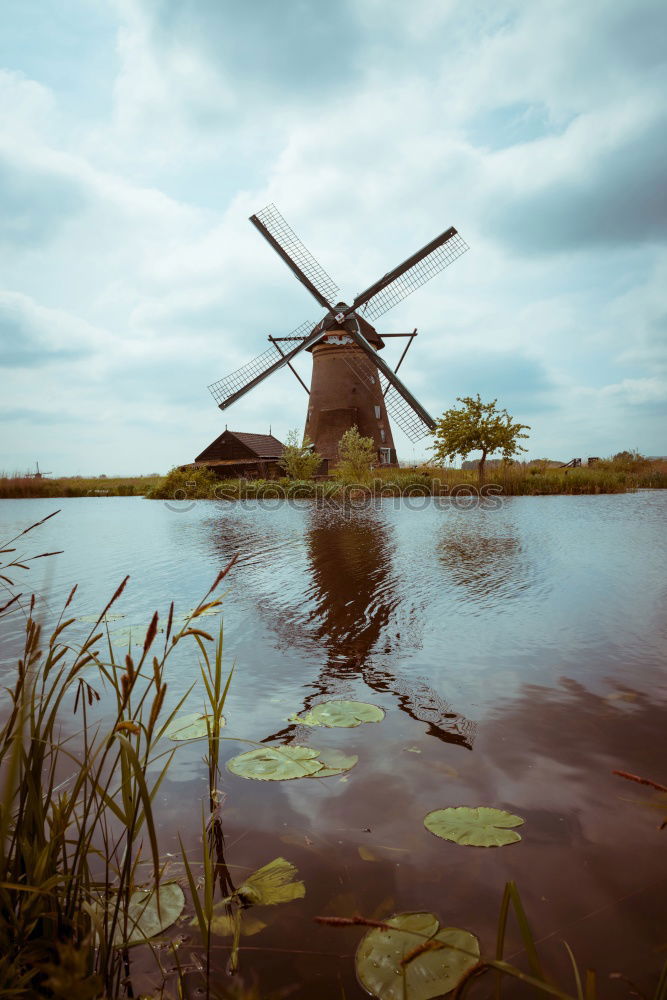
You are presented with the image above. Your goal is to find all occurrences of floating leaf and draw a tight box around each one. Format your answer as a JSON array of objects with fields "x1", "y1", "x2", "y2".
[
  {"x1": 164, "y1": 712, "x2": 225, "y2": 741},
  {"x1": 227, "y1": 745, "x2": 323, "y2": 781},
  {"x1": 355, "y1": 911, "x2": 479, "y2": 1000},
  {"x1": 358, "y1": 846, "x2": 377, "y2": 862},
  {"x1": 605, "y1": 691, "x2": 638, "y2": 703},
  {"x1": 181, "y1": 605, "x2": 222, "y2": 619},
  {"x1": 290, "y1": 700, "x2": 384, "y2": 728},
  {"x1": 308, "y1": 749, "x2": 359, "y2": 778},
  {"x1": 209, "y1": 912, "x2": 267, "y2": 937},
  {"x1": 424, "y1": 806, "x2": 524, "y2": 847},
  {"x1": 78, "y1": 613, "x2": 125, "y2": 623},
  {"x1": 236, "y1": 857, "x2": 305, "y2": 906},
  {"x1": 109, "y1": 883, "x2": 185, "y2": 947},
  {"x1": 108, "y1": 625, "x2": 164, "y2": 648}
]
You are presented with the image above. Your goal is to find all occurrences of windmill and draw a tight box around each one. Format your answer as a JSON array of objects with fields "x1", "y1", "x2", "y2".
[
  {"x1": 27, "y1": 461, "x2": 51, "y2": 479},
  {"x1": 208, "y1": 205, "x2": 468, "y2": 468}
]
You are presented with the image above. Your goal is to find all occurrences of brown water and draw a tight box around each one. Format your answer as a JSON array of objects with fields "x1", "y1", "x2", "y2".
[{"x1": 1, "y1": 493, "x2": 666, "y2": 997}]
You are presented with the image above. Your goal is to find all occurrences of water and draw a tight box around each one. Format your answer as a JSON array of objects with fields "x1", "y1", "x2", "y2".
[{"x1": 1, "y1": 493, "x2": 666, "y2": 996}]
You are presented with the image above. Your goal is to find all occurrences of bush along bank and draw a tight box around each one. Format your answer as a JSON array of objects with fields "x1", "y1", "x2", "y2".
[{"x1": 145, "y1": 462, "x2": 667, "y2": 501}]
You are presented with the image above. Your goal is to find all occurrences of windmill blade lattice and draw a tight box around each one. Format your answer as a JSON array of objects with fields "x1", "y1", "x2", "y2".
[
  {"x1": 340, "y1": 349, "x2": 432, "y2": 443},
  {"x1": 208, "y1": 319, "x2": 313, "y2": 408},
  {"x1": 380, "y1": 377, "x2": 433, "y2": 442},
  {"x1": 253, "y1": 204, "x2": 339, "y2": 308},
  {"x1": 359, "y1": 230, "x2": 469, "y2": 321}
]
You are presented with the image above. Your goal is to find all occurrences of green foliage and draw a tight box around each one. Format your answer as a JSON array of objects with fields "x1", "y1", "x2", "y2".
[
  {"x1": 430, "y1": 395, "x2": 530, "y2": 480},
  {"x1": 606, "y1": 449, "x2": 651, "y2": 473},
  {"x1": 0, "y1": 513, "x2": 236, "y2": 997},
  {"x1": 336, "y1": 425, "x2": 377, "y2": 481},
  {"x1": 278, "y1": 429, "x2": 323, "y2": 479},
  {"x1": 423, "y1": 806, "x2": 524, "y2": 847},
  {"x1": 145, "y1": 465, "x2": 220, "y2": 499},
  {"x1": 234, "y1": 857, "x2": 305, "y2": 907},
  {"x1": 226, "y1": 745, "x2": 325, "y2": 780},
  {"x1": 105, "y1": 883, "x2": 185, "y2": 948},
  {"x1": 309, "y1": 748, "x2": 359, "y2": 777},
  {"x1": 164, "y1": 711, "x2": 226, "y2": 740},
  {"x1": 355, "y1": 911, "x2": 480, "y2": 1000},
  {"x1": 289, "y1": 699, "x2": 385, "y2": 728}
]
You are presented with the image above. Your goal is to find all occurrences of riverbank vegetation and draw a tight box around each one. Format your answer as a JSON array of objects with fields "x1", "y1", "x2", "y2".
[
  {"x1": 430, "y1": 394, "x2": 531, "y2": 482},
  {"x1": 0, "y1": 475, "x2": 160, "y2": 499},
  {"x1": 1, "y1": 515, "x2": 665, "y2": 998},
  {"x1": 146, "y1": 455, "x2": 667, "y2": 500}
]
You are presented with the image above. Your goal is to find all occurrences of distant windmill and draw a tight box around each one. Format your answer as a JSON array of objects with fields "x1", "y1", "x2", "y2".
[
  {"x1": 28, "y1": 461, "x2": 51, "y2": 479},
  {"x1": 208, "y1": 205, "x2": 468, "y2": 467}
]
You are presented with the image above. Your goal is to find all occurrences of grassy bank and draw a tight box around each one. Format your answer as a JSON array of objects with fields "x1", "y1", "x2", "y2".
[
  {"x1": 146, "y1": 460, "x2": 667, "y2": 501},
  {"x1": 0, "y1": 475, "x2": 160, "y2": 499},
  {"x1": 3, "y1": 460, "x2": 665, "y2": 502}
]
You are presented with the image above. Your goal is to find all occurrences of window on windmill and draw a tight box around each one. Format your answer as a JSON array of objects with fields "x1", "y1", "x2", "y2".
[
  {"x1": 380, "y1": 447, "x2": 391, "y2": 464},
  {"x1": 380, "y1": 428, "x2": 386, "y2": 443},
  {"x1": 374, "y1": 405, "x2": 381, "y2": 420}
]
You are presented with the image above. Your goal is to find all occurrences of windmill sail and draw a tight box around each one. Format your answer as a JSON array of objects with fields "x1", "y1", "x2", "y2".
[
  {"x1": 208, "y1": 319, "x2": 318, "y2": 410},
  {"x1": 340, "y1": 350, "x2": 432, "y2": 443},
  {"x1": 352, "y1": 228, "x2": 469, "y2": 321},
  {"x1": 346, "y1": 321, "x2": 435, "y2": 435},
  {"x1": 251, "y1": 204, "x2": 339, "y2": 309},
  {"x1": 208, "y1": 344, "x2": 283, "y2": 408}
]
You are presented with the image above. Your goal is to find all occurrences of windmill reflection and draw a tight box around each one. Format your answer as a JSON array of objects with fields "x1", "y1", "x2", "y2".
[{"x1": 261, "y1": 504, "x2": 475, "y2": 749}]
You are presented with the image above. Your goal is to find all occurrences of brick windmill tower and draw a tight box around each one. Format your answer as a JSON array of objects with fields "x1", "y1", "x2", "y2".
[{"x1": 207, "y1": 205, "x2": 468, "y2": 468}]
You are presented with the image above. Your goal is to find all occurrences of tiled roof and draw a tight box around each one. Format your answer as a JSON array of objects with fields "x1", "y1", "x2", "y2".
[{"x1": 228, "y1": 431, "x2": 284, "y2": 458}]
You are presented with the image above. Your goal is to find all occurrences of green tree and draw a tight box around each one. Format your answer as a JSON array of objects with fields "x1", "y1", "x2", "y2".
[
  {"x1": 336, "y1": 425, "x2": 376, "y2": 481},
  {"x1": 430, "y1": 395, "x2": 530, "y2": 482},
  {"x1": 278, "y1": 430, "x2": 323, "y2": 480}
]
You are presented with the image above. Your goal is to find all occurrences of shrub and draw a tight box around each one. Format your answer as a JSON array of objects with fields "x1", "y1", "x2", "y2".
[
  {"x1": 146, "y1": 466, "x2": 219, "y2": 500},
  {"x1": 278, "y1": 430, "x2": 323, "y2": 479},
  {"x1": 335, "y1": 426, "x2": 376, "y2": 482}
]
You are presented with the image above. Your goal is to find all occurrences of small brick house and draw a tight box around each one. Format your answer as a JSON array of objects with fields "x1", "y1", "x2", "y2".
[{"x1": 193, "y1": 430, "x2": 285, "y2": 479}]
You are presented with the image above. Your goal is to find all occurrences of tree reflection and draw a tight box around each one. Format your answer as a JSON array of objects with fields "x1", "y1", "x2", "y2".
[{"x1": 437, "y1": 522, "x2": 531, "y2": 605}]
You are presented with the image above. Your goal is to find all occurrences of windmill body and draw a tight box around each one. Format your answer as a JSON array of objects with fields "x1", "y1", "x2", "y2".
[
  {"x1": 304, "y1": 309, "x2": 397, "y2": 465},
  {"x1": 207, "y1": 205, "x2": 468, "y2": 472}
]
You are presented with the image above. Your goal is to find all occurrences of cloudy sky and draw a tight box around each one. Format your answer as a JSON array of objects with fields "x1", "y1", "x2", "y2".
[{"x1": 1, "y1": 0, "x2": 665, "y2": 474}]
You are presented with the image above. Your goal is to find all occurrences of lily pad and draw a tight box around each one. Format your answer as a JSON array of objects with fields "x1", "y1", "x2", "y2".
[
  {"x1": 227, "y1": 745, "x2": 323, "y2": 781},
  {"x1": 355, "y1": 911, "x2": 480, "y2": 1000},
  {"x1": 308, "y1": 749, "x2": 359, "y2": 778},
  {"x1": 78, "y1": 613, "x2": 125, "y2": 623},
  {"x1": 111, "y1": 883, "x2": 185, "y2": 947},
  {"x1": 163, "y1": 712, "x2": 225, "y2": 741},
  {"x1": 236, "y1": 857, "x2": 305, "y2": 906},
  {"x1": 108, "y1": 625, "x2": 164, "y2": 648},
  {"x1": 424, "y1": 806, "x2": 524, "y2": 847},
  {"x1": 290, "y1": 700, "x2": 384, "y2": 728},
  {"x1": 181, "y1": 606, "x2": 222, "y2": 620}
]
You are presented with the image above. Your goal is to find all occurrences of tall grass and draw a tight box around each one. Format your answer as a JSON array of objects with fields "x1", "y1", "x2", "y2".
[
  {"x1": 146, "y1": 458, "x2": 667, "y2": 501},
  {"x1": 0, "y1": 512, "x2": 236, "y2": 997},
  {"x1": 0, "y1": 475, "x2": 160, "y2": 499}
]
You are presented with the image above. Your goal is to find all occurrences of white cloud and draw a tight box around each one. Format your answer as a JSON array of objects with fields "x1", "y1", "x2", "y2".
[{"x1": 1, "y1": 0, "x2": 665, "y2": 472}]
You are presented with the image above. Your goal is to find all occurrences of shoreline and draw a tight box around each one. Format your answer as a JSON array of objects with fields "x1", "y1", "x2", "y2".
[{"x1": 2, "y1": 461, "x2": 666, "y2": 500}]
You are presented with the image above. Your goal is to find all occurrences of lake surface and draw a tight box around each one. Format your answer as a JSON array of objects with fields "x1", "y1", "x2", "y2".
[{"x1": 1, "y1": 493, "x2": 666, "y2": 996}]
